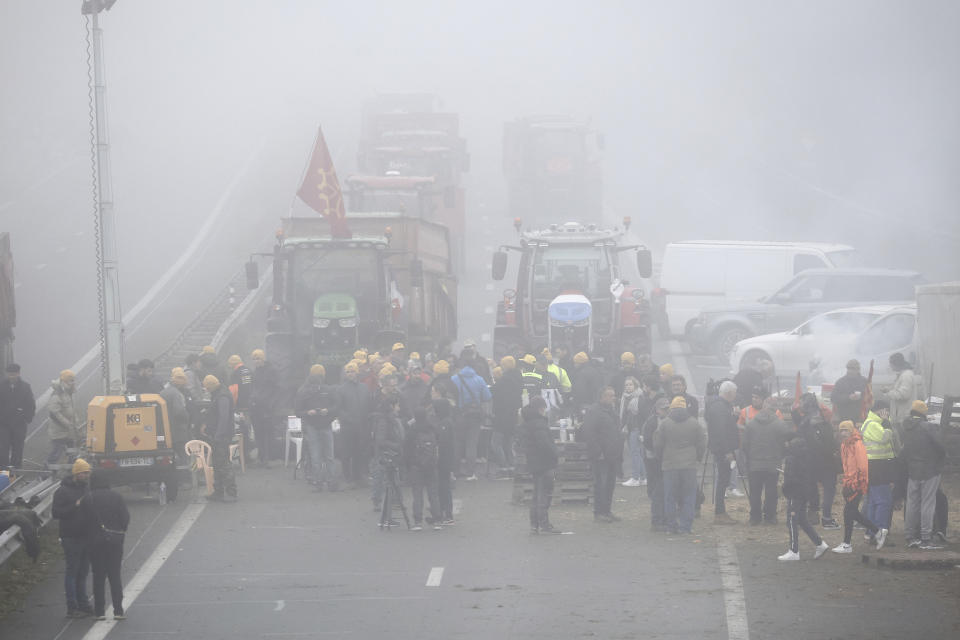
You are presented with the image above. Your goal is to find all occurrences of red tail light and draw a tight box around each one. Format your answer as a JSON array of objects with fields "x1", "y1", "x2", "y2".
[{"x1": 98, "y1": 459, "x2": 117, "y2": 469}]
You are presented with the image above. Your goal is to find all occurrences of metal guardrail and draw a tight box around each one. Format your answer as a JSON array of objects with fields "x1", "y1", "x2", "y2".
[{"x1": 0, "y1": 475, "x2": 59, "y2": 567}]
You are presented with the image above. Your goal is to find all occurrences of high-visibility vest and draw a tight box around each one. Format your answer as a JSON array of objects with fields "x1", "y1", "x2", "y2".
[
  {"x1": 547, "y1": 363, "x2": 571, "y2": 393},
  {"x1": 860, "y1": 412, "x2": 895, "y2": 460},
  {"x1": 521, "y1": 371, "x2": 543, "y2": 406}
]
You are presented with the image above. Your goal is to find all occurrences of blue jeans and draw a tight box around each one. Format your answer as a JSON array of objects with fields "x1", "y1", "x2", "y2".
[
  {"x1": 626, "y1": 430, "x2": 646, "y2": 481},
  {"x1": 304, "y1": 425, "x2": 336, "y2": 488},
  {"x1": 662, "y1": 467, "x2": 697, "y2": 533},
  {"x1": 866, "y1": 483, "x2": 893, "y2": 530},
  {"x1": 61, "y1": 536, "x2": 90, "y2": 610}
]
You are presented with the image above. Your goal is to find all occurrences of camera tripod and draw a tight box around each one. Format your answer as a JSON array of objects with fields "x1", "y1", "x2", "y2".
[{"x1": 378, "y1": 459, "x2": 411, "y2": 531}]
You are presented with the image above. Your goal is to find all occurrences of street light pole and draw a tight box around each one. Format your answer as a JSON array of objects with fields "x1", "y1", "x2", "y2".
[{"x1": 85, "y1": 0, "x2": 125, "y2": 394}]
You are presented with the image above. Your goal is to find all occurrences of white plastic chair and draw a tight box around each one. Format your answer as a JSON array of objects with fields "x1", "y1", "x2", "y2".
[
  {"x1": 184, "y1": 439, "x2": 214, "y2": 498},
  {"x1": 285, "y1": 416, "x2": 303, "y2": 468}
]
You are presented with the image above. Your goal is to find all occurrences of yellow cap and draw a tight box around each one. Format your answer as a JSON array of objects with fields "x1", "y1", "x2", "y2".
[
  {"x1": 492, "y1": 366, "x2": 503, "y2": 379},
  {"x1": 574, "y1": 352, "x2": 589, "y2": 364},
  {"x1": 202, "y1": 375, "x2": 220, "y2": 391},
  {"x1": 353, "y1": 350, "x2": 367, "y2": 360},
  {"x1": 251, "y1": 349, "x2": 266, "y2": 360},
  {"x1": 838, "y1": 420, "x2": 855, "y2": 432},
  {"x1": 392, "y1": 342, "x2": 405, "y2": 351},
  {"x1": 669, "y1": 396, "x2": 687, "y2": 409},
  {"x1": 379, "y1": 365, "x2": 397, "y2": 379},
  {"x1": 660, "y1": 363, "x2": 674, "y2": 376},
  {"x1": 72, "y1": 458, "x2": 91, "y2": 475},
  {"x1": 500, "y1": 355, "x2": 516, "y2": 370},
  {"x1": 620, "y1": 352, "x2": 636, "y2": 364},
  {"x1": 409, "y1": 351, "x2": 420, "y2": 361},
  {"x1": 227, "y1": 355, "x2": 242, "y2": 367},
  {"x1": 911, "y1": 400, "x2": 928, "y2": 415},
  {"x1": 520, "y1": 354, "x2": 536, "y2": 365},
  {"x1": 310, "y1": 364, "x2": 325, "y2": 377},
  {"x1": 433, "y1": 360, "x2": 450, "y2": 375},
  {"x1": 540, "y1": 347, "x2": 553, "y2": 360},
  {"x1": 367, "y1": 354, "x2": 379, "y2": 365},
  {"x1": 201, "y1": 345, "x2": 216, "y2": 355},
  {"x1": 170, "y1": 367, "x2": 188, "y2": 384},
  {"x1": 343, "y1": 361, "x2": 359, "y2": 374},
  {"x1": 60, "y1": 369, "x2": 76, "y2": 382}
]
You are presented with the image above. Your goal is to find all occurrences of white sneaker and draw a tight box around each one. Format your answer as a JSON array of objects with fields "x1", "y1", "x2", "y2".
[
  {"x1": 832, "y1": 542, "x2": 852, "y2": 554},
  {"x1": 777, "y1": 550, "x2": 800, "y2": 562},
  {"x1": 464, "y1": 475, "x2": 478, "y2": 481},
  {"x1": 621, "y1": 478, "x2": 640, "y2": 487},
  {"x1": 814, "y1": 541, "x2": 829, "y2": 559},
  {"x1": 726, "y1": 488, "x2": 745, "y2": 498},
  {"x1": 875, "y1": 528, "x2": 888, "y2": 550}
]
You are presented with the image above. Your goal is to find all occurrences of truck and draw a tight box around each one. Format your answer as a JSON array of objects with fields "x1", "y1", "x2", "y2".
[
  {"x1": 491, "y1": 220, "x2": 652, "y2": 363},
  {"x1": 357, "y1": 94, "x2": 469, "y2": 270},
  {"x1": 503, "y1": 116, "x2": 604, "y2": 226},
  {"x1": 248, "y1": 212, "x2": 458, "y2": 402},
  {"x1": 0, "y1": 232, "x2": 14, "y2": 372}
]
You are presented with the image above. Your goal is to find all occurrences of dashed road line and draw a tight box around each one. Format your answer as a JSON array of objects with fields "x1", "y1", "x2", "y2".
[{"x1": 426, "y1": 567, "x2": 444, "y2": 587}]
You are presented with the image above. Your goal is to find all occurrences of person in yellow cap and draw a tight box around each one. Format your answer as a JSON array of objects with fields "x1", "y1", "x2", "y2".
[
  {"x1": 653, "y1": 393, "x2": 706, "y2": 535},
  {"x1": 390, "y1": 343, "x2": 408, "y2": 376},
  {"x1": 582, "y1": 387, "x2": 622, "y2": 522},
  {"x1": 491, "y1": 354, "x2": 524, "y2": 474},
  {"x1": 659, "y1": 363, "x2": 674, "y2": 393},
  {"x1": 433, "y1": 359, "x2": 450, "y2": 375},
  {"x1": 249, "y1": 348, "x2": 278, "y2": 466},
  {"x1": 296, "y1": 363, "x2": 340, "y2": 490},
  {"x1": 900, "y1": 400, "x2": 945, "y2": 549},
  {"x1": 338, "y1": 359, "x2": 372, "y2": 488},
  {"x1": 226, "y1": 355, "x2": 253, "y2": 413},
  {"x1": 52, "y1": 457, "x2": 94, "y2": 617},
  {"x1": 201, "y1": 345, "x2": 216, "y2": 355},
  {"x1": 570, "y1": 351, "x2": 603, "y2": 413},
  {"x1": 199, "y1": 347, "x2": 227, "y2": 392},
  {"x1": 353, "y1": 349, "x2": 368, "y2": 362},
  {"x1": 610, "y1": 352, "x2": 642, "y2": 397},
  {"x1": 47, "y1": 369, "x2": 80, "y2": 466},
  {"x1": 201, "y1": 375, "x2": 237, "y2": 502},
  {"x1": 160, "y1": 368, "x2": 190, "y2": 456},
  {"x1": 539, "y1": 348, "x2": 571, "y2": 393}
]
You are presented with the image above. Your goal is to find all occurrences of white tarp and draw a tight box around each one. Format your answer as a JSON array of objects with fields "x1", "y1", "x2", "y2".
[{"x1": 916, "y1": 281, "x2": 960, "y2": 397}]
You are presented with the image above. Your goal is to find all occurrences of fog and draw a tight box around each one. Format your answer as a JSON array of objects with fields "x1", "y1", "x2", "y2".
[{"x1": 1, "y1": 0, "x2": 959, "y2": 376}]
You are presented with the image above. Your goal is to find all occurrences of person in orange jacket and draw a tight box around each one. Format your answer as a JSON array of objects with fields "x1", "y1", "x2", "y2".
[{"x1": 832, "y1": 421, "x2": 886, "y2": 553}]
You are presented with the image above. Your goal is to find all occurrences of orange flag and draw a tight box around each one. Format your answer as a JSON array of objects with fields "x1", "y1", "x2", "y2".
[
  {"x1": 296, "y1": 127, "x2": 352, "y2": 238},
  {"x1": 860, "y1": 359, "x2": 874, "y2": 421}
]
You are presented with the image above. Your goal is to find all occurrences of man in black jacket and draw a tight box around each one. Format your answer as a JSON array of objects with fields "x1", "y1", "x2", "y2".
[
  {"x1": 583, "y1": 387, "x2": 622, "y2": 522},
  {"x1": 794, "y1": 393, "x2": 841, "y2": 529},
  {"x1": 491, "y1": 356, "x2": 523, "y2": 473},
  {"x1": 521, "y1": 397, "x2": 561, "y2": 534},
  {"x1": 705, "y1": 381, "x2": 740, "y2": 524},
  {"x1": 642, "y1": 396, "x2": 670, "y2": 531},
  {"x1": 570, "y1": 352, "x2": 603, "y2": 414},
  {"x1": 81, "y1": 471, "x2": 130, "y2": 620},
  {"x1": 52, "y1": 458, "x2": 93, "y2": 617},
  {"x1": 250, "y1": 349, "x2": 278, "y2": 464},
  {"x1": 830, "y1": 360, "x2": 867, "y2": 422},
  {"x1": 0, "y1": 363, "x2": 36, "y2": 469},
  {"x1": 202, "y1": 375, "x2": 237, "y2": 502},
  {"x1": 296, "y1": 365, "x2": 340, "y2": 491},
  {"x1": 337, "y1": 362, "x2": 372, "y2": 488},
  {"x1": 778, "y1": 436, "x2": 829, "y2": 561}
]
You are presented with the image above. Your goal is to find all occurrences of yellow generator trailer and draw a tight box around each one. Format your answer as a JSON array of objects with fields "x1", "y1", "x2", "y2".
[{"x1": 85, "y1": 394, "x2": 180, "y2": 501}]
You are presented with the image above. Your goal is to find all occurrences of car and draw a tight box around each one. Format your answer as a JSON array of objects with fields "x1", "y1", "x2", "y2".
[
  {"x1": 655, "y1": 240, "x2": 860, "y2": 338},
  {"x1": 729, "y1": 305, "x2": 918, "y2": 389},
  {"x1": 690, "y1": 268, "x2": 923, "y2": 360}
]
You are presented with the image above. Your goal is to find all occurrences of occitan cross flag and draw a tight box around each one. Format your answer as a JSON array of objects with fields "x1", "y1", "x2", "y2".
[{"x1": 296, "y1": 127, "x2": 352, "y2": 238}]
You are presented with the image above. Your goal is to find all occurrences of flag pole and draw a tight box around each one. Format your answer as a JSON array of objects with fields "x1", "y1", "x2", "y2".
[{"x1": 288, "y1": 126, "x2": 322, "y2": 218}]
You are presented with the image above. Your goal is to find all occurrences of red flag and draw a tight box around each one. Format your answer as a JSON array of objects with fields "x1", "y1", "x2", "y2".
[
  {"x1": 296, "y1": 127, "x2": 352, "y2": 238},
  {"x1": 792, "y1": 371, "x2": 802, "y2": 410},
  {"x1": 860, "y1": 359, "x2": 874, "y2": 421}
]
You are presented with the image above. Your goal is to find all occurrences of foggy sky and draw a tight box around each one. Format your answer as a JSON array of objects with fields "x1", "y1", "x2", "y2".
[{"x1": 2, "y1": 0, "x2": 959, "y2": 285}]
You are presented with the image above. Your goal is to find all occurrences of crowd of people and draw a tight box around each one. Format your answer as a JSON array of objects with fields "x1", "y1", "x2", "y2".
[{"x1": 1, "y1": 340, "x2": 953, "y2": 620}]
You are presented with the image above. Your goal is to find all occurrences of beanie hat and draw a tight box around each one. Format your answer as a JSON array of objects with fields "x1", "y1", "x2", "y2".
[
  {"x1": 310, "y1": 364, "x2": 325, "y2": 378},
  {"x1": 838, "y1": 420, "x2": 855, "y2": 432},
  {"x1": 574, "y1": 352, "x2": 589, "y2": 365},
  {"x1": 227, "y1": 355, "x2": 242, "y2": 367},
  {"x1": 620, "y1": 352, "x2": 636, "y2": 365},
  {"x1": 540, "y1": 347, "x2": 553, "y2": 361},
  {"x1": 353, "y1": 349, "x2": 367, "y2": 361},
  {"x1": 669, "y1": 396, "x2": 687, "y2": 409},
  {"x1": 492, "y1": 366, "x2": 503, "y2": 379},
  {"x1": 343, "y1": 361, "x2": 359, "y2": 374},
  {"x1": 911, "y1": 400, "x2": 928, "y2": 416},
  {"x1": 846, "y1": 359, "x2": 860, "y2": 370},
  {"x1": 202, "y1": 345, "x2": 216, "y2": 355},
  {"x1": 72, "y1": 458, "x2": 92, "y2": 475},
  {"x1": 202, "y1": 374, "x2": 220, "y2": 391},
  {"x1": 392, "y1": 342, "x2": 406, "y2": 352},
  {"x1": 409, "y1": 351, "x2": 420, "y2": 361},
  {"x1": 170, "y1": 367, "x2": 188, "y2": 384},
  {"x1": 60, "y1": 369, "x2": 76, "y2": 382},
  {"x1": 251, "y1": 349, "x2": 265, "y2": 360},
  {"x1": 379, "y1": 365, "x2": 397, "y2": 380},
  {"x1": 659, "y1": 363, "x2": 674, "y2": 376},
  {"x1": 520, "y1": 354, "x2": 537, "y2": 365},
  {"x1": 500, "y1": 355, "x2": 516, "y2": 370},
  {"x1": 367, "y1": 354, "x2": 379, "y2": 365},
  {"x1": 433, "y1": 360, "x2": 450, "y2": 375}
]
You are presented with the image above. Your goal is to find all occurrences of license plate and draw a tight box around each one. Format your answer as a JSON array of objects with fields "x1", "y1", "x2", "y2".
[{"x1": 118, "y1": 456, "x2": 152, "y2": 467}]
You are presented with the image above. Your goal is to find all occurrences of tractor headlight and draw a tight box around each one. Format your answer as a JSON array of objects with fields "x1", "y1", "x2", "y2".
[
  {"x1": 313, "y1": 318, "x2": 331, "y2": 329},
  {"x1": 339, "y1": 317, "x2": 357, "y2": 328}
]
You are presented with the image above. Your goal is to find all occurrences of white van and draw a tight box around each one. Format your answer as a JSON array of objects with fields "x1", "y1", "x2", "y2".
[{"x1": 655, "y1": 241, "x2": 860, "y2": 338}]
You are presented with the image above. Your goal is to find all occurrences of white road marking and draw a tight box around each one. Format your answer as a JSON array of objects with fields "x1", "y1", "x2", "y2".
[
  {"x1": 426, "y1": 567, "x2": 444, "y2": 587},
  {"x1": 717, "y1": 538, "x2": 750, "y2": 640},
  {"x1": 131, "y1": 596, "x2": 428, "y2": 607},
  {"x1": 81, "y1": 503, "x2": 206, "y2": 640},
  {"x1": 274, "y1": 600, "x2": 286, "y2": 611}
]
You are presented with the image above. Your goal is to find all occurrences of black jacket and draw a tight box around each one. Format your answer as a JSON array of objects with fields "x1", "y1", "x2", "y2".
[
  {"x1": 705, "y1": 395, "x2": 739, "y2": 457},
  {"x1": 520, "y1": 412, "x2": 558, "y2": 475},
  {"x1": 900, "y1": 417, "x2": 946, "y2": 481},
  {"x1": 52, "y1": 476, "x2": 90, "y2": 539},
  {"x1": 427, "y1": 400, "x2": 456, "y2": 471},
  {"x1": 230, "y1": 364, "x2": 254, "y2": 411},
  {"x1": 571, "y1": 362, "x2": 604, "y2": 409},
  {"x1": 337, "y1": 379, "x2": 371, "y2": 426},
  {"x1": 0, "y1": 378, "x2": 35, "y2": 428},
  {"x1": 372, "y1": 411, "x2": 404, "y2": 458},
  {"x1": 582, "y1": 402, "x2": 621, "y2": 462},
  {"x1": 404, "y1": 419, "x2": 440, "y2": 469},
  {"x1": 742, "y1": 409, "x2": 790, "y2": 472},
  {"x1": 251, "y1": 363, "x2": 279, "y2": 414},
  {"x1": 205, "y1": 386, "x2": 235, "y2": 442},
  {"x1": 492, "y1": 369, "x2": 523, "y2": 431},
  {"x1": 295, "y1": 380, "x2": 340, "y2": 429},
  {"x1": 797, "y1": 410, "x2": 838, "y2": 472},
  {"x1": 81, "y1": 474, "x2": 130, "y2": 543},
  {"x1": 830, "y1": 372, "x2": 867, "y2": 422},
  {"x1": 732, "y1": 369, "x2": 764, "y2": 408},
  {"x1": 781, "y1": 437, "x2": 814, "y2": 501}
]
